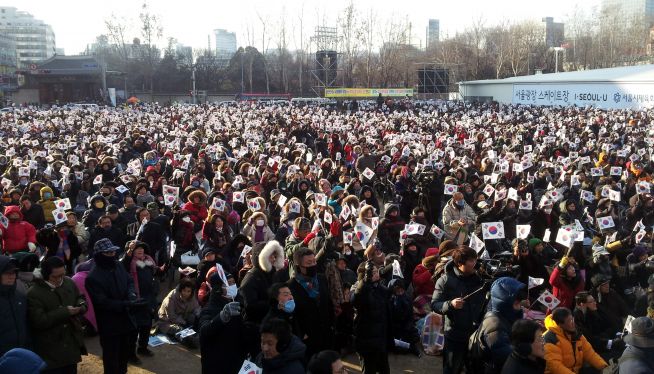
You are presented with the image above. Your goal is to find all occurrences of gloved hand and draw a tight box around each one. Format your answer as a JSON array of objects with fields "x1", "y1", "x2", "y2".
[
  {"x1": 127, "y1": 298, "x2": 148, "y2": 309},
  {"x1": 27, "y1": 242, "x2": 36, "y2": 252},
  {"x1": 559, "y1": 256, "x2": 569, "y2": 268},
  {"x1": 219, "y1": 301, "x2": 241, "y2": 323},
  {"x1": 303, "y1": 232, "x2": 317, "y2": 245}
]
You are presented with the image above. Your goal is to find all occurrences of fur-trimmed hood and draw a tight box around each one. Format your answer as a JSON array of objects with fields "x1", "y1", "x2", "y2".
[
  {"x1": 258, "y1": 240, "x2": 284, "y2": 272},
  {"x1": 187, "y1": 189, "x2": 207, "y2": 204},
  {"x1": 250, "y1": 211, "x2": 268, "y2": 224}
]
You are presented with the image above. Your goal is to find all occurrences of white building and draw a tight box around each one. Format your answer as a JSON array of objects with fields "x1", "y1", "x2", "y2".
[
  {"x1": 214, "y1": 29, "x2": 237, "y2": 59},
  {"x1": 459, "y1": 65, "x2": 654, "y2": 109},
  {"x1": 0, "y1": 7, "x2": 56, "y2": 68},
  {"x1": 427, "y1": 19, "x2": 439, "y2": 48},
  {"x1": 602, "y1": 0, "x2": 654, "y2": 20}
]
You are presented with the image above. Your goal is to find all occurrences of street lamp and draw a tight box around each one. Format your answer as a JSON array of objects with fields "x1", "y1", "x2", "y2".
[{"x1": 550, "y1": 47, "x2": 564, "y2": 73}]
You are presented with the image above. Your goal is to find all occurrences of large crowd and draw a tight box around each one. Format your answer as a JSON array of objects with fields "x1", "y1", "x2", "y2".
[{"x1": 1, "y1": 98, "x2": 654, "y2": 374}]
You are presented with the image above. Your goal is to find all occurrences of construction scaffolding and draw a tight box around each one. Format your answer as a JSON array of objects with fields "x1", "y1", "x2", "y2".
[{"x1": 310, "y1": 26, "x2": 342, "y2": 97}]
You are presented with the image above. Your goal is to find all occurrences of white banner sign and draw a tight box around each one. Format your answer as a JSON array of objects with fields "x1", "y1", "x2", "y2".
[{"x1": 512, "y1": 83, "x2": 654, "y2": 109}]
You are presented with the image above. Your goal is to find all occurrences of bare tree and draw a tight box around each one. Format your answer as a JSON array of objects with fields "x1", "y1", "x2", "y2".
[{"x1": 139, "y1": 1, "x2": 163, "y2": 91}]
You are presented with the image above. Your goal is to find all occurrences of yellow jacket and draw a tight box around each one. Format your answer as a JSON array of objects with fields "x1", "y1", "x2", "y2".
[{"x1": 543, "y1": 314, "x2": 607, "y2": 374}]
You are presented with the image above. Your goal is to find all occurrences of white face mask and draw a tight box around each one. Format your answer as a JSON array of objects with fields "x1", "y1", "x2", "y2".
[
  {"x1": 182, "y1": 216, "x2": 192, "y2": 223},
  {"x1": 255, "y1": 219, "x2": 265, "y2": 227},
  {"x1": 225, "y1": 284, "x2": 238, "y2": 299}
]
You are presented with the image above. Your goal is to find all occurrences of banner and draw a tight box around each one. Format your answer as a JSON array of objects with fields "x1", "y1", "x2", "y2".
[
  {"x1": 512, "y1": 83, "x2": 654, "y2": 109},
  {"x1": 325, "y1": 88, "x2": 414, "y2": 98},
  {"x1": 108, "y1": 88, "x2": 116, "y2": 107}
]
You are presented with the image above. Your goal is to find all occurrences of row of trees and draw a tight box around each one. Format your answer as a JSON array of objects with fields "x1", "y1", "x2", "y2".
[{"x1": 92, "y1": 1, "x2": 653, "y2": 96}]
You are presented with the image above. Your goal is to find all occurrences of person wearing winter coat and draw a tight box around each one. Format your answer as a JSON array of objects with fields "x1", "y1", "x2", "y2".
[
  {"x1": 549, "y1": 256, "x2": 584, "y2": 311},
  {"x1": 239, "y1": 240, "x2": 285, "y2": 323},
  {"x1": 243, "y1": 211, "x2": 275, "y2": 251},
  {"x1": 262, "y1": 282, "x2": 301, "y2": 336},
  {"x1": 441, "y1": 193, "x2": 477, "y2": 244},
  {"x1": 125, "y1": 208, "x2": 168, "y2": 264},
  {"x1": 85, "y1": 238, "x2": 138, "y2": 374},
  {"x1": 589, "y1": 274, "x2": 629, "y2": 335},
  {"x1": 36, "y1": 223, "x2": 82, "y2": 276},
  {"x1": 0, "y1": 205, "x2": 37, "y2": 254},
  {"x1": 501, "y1": 319, "x2": 546, "y2": 374},
  {"x1": 156, "y1": 278, "x2": 201, "y2": 338},
  {"x1": 388, "y1": 278, "x2": 421, "y2": 356},
  {"x1": 134, "y1": 183, "x2": 155, "y2": 208},
  {"x1": 351, "y1": 205, "x2": 378, "y2": 253},
  {"x1": 26, "y1": 256, "x2": 87, "y2": 372},
  {"x1": 88, "y1": 215, "x2": 125, "y2": 257},
  {"x1": 475, "y1": 277, "x2": 528, "y2": 374},
  {"x1": 431, "y1": 245, "x2": 486, "y2": 374},
  {"x1": 19, "y1": 196, "x2": 45, "y2": 230},
  {"x1": 257, "y1": 318, "x2": 307, "y2": 374},
  {"x1": 377, "y1": 204, "x2": 405, "y2": 254},
  {"x1": 38, "y1": 186, "x2": 57, "y2": 225},
  {"x1": 412, "y1": 247, "x2": 439, "y2": 297},
  {"x1": 400, "y1": 238, "x2": 422, "y2": 279},
  {"x1": 0, "y1": 348, "x2": 46, "y2": 373},
  {"x1": 359, "y1": 185, "x2": 380, "y2": 213},
  {"x1": 543, "y1": 307, "x2": 607, "y2": 374},
  {"x1": 65, "y1": 212, "x2": 89, "y2": 255},
  {"x1": 199, "y1": 272, "x2": 248, "y2": 374},
  {"x1": 572, "y1": 291, "x2": 625, "y2": 361},
  {"x1": 287, "y1": 247, "x2": 335, "y2": 360},
  {"x1": 71, "y1": 260, "x2": 97, "y2": 334},
  {"x1": 0, "y1": 256, "x2": 29, "y2": 356},
  {"x1": 82, "y1": 195, "x2": 109, "y2": 229},
  {"x1": 618, "y1": 316, "x2": 654, "y2": 374},
  {"x1": 182, "y1": 190, "x2": 209, "y2": 231},
  {"x1": 353, "y1": 261, "x2": 393, "y2": 374},
  {"x1": 121, "y1": 241, "x2": 163, "y2": 362}
]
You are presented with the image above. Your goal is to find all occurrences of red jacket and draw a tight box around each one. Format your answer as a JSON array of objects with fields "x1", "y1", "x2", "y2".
[
  {"x1": 1, "y1": 205, "x2": 37, "y2": 254},
  {"x1": 182, "y1": 202, "x2": 208, "y2": 226},
  {"x1": 412, "y1": 264, "x2": 436, "y2": 297},
  {"x1": 549, "y1": 265, "x2": 584, "y2": 310}
]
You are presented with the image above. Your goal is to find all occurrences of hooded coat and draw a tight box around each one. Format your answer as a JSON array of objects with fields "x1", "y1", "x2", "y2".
[
  {"x1": 477, "y1": 277, "x2": 526, "y2": 374},
  {"x1": 182, "y1": 190, "x2": 208, "y2": 228},
  {"x1": 377, "y1": 204, "x2": 405, "y2": 254},
  {"x1": 242, "y1": 211, "x2": 275, "y2": 250},
  {"x1": 82, "y1": 195, "x2": 108, "y2": 229},
  {"x1": 1, "y1": 205, "x2": 38, "y2": 254},
  {"x1": 38, "y1": 187, "x2": 56, "y2": 224},
  {"x1": 0, "y1": 256, "x2": 29, "y2": 356},
  {"x1": 543, "y1": 314, "x2": 607, "y2": 374},
  {"x1": 239, "y1": 241, "x2": 284, "y2": 324}
]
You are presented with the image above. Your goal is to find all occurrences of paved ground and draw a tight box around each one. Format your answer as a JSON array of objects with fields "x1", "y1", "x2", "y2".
[{"x1": 80, "y1": 335, "x2": 442, "y2": 373}]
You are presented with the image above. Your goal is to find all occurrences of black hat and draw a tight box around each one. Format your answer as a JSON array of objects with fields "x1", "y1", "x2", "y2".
[
  {"x1": 591, "y1": 274, "x2": 611, "y2": 288},
  {"x1": 106, "y1": 204, "x2": 119, "y2": 214}
]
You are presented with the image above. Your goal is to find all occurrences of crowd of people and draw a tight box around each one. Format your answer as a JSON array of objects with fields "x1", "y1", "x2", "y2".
[{"x1": 1, "y1": 99, "x2": 654, "y2": 374}]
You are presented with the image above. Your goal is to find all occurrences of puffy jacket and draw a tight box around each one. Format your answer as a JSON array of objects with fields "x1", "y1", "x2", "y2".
[
  {"x1": 199, "y1": 292, "x2": 247, "y2": 374},
  {"x1": 26, "y1": 277, "x2": 87, "y2": 370},
  {"x1": 618, "y1": 345, "x2": 654, "y2": 374},
  {"x1": 0, "y1": 256, "x2": 30, "y2": 356},
  {"x1": 377, "y1": 204, "x2": 405, "y2": 254},
  {"x1": 0, "y1": 206, "x2": 37, "y2": 254},
  {"x1": 38, "y1": 187, "x2": 56, "y2": 224},
  {"x1": 543, "y1": 314, "x2": 607, "y2": 374},
  {"x1": 549, "y1": 265, "x2": 584, "y2": 311},
  {"x1": 431, "y1": 260, "x2": 486, "y2": 343},
  {"x1": 353, "y1": 281, "x2": 393, "y2": 353},
  {"x1": 478, "y1": 277, "x2": 526, "y2": 374}
]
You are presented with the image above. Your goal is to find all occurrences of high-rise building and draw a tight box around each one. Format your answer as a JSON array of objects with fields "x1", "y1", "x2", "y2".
[
  {"x1": 0, "y1": 7, "x2": 56, "y2": 68},
  {"x1": 427, "y1": 19, "x2": 440, "y2": 48},
  {"x1": 0, "y1": 33, "x2": 17, "y2": 74},
  {"x1": 602, "y1": 0, "x2": 654, "y2": 21},
  {"x1": 542, "y1": 17, "x2": 565, "y2": 48},
  {"x1": 214, "y1": 29, "x2": 237, "y2": 59}
]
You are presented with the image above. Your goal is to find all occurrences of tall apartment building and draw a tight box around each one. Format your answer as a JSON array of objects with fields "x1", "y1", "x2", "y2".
[{"x1": 0, "y1": 7, "x2": 56, "y2": 68}]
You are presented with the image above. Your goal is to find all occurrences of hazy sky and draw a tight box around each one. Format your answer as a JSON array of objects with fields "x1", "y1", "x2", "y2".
[{"x1": 8, "y1": 0, "x2": 602, "y2": 54}]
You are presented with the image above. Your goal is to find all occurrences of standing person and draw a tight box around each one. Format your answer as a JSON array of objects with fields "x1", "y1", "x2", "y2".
[
  {"x1": 352, "y1": 261, "x2": 392, "y2": 374},
  {"x1": 198, "y1": 272, "x2": 247, "y2": 374},
  {"x1": 501, "y1": 319, "x2": 546, "y2": 374},
  {"x1": 473, "y1": 277, "x2": 528, "y2": 374},
  {"x1": 121, "y1": 241, "x2": 161, "y2": 363},
  {"x1": 0, "y1": 256, "x2": 29, "y2": 356},
  {"x1": 287, "y1": 248, "x2": 334, "y2": 359},
  {"x1": 85, "y1": 239, "x2": 139, "y2": 374},
  {"x1": 543, "y1": 307, "x2": 607, "y2": 374},
  {"x1": 441, "y1": 192, "x2": 477, "y2": 244},
  {"x1": 27, "y1": 256, "x2": 87, "y2": 374},
  {"x1": 431, "y1": 245, "x2": 486, "y2": 374},
  {"x1": 257, "y1": 318, "x2": 307, "y2": 374},
  {"x1": 619, "y1": 316, "x2": 654, "y2": 373}
]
